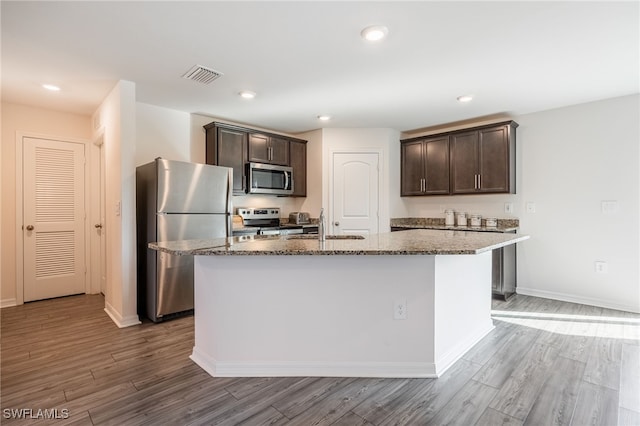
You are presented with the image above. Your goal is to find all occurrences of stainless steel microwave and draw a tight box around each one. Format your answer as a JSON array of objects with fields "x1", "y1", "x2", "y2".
[{"x1": 247, "y1": 162, "x2": 293, "y2": 195}]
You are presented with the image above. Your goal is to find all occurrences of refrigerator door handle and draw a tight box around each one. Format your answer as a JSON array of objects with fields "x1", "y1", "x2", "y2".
[{"x1": 226, "y1": 168, "x2": 233, "y2": 237}]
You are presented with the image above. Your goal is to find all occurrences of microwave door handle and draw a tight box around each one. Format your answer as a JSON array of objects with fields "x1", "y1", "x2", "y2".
[{"x1": 284, "y1": 171, "x2": 290, "y2": 190}]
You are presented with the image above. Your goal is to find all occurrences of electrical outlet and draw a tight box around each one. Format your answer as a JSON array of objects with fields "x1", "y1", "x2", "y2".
[
  {"x1": 526, "y1": 202, "x2": 536, "y2": 213},
  {"x1": 595, "y1": 261, "x2": 608, "y2": 273},
  {"x1": 504, "y1": 202, "x2": 513, "y2": 214},
  {"x1": 393, "y1": 299, "x2": 407, "y2": 320},
  {"x1": 601, "y1": 201, "x2": 619, "y2": 214}
]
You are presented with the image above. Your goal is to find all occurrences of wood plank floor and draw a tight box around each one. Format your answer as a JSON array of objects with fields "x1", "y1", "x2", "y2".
[{"x1": 1, "y1": 294, "x2": 638, "y2": 425}]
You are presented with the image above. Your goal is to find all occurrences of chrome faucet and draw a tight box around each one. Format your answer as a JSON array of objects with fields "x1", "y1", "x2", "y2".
[{"x1": 318, "y1": 208, "x2": 326, "y2": 242}]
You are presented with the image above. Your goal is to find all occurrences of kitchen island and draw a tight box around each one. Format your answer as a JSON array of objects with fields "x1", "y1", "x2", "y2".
[{"x1": 151, "y1": 229, "x2": 528, "y2": 378}]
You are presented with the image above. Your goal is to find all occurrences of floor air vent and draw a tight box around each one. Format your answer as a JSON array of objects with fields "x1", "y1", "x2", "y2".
[{"x1": 182, "y1": 65, "x2": 223, "y2": 85}]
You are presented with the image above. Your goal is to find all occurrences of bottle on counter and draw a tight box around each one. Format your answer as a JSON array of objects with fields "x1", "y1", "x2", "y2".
[
  {"x1": 445, "y1": 210, "x2": 455, "y2": 226},
  {"x1": 456, "y1": 212, "x2": 467, "y2": 226}
]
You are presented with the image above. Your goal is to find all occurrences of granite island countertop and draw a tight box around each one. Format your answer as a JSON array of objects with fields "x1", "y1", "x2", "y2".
[{"x1": 149, "y1": 229, "x2": 529, "y2": 256}]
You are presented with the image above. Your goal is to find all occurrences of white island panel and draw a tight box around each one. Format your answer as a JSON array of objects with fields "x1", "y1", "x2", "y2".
[{"x1": 191, "y1": 251, "x2": 493, "y2": 378}]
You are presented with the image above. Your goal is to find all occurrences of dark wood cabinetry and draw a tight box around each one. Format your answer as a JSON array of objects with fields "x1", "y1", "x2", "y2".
[
  {"x1": 249, "y1": 133, "x2": 289, "y2": 165},
  {"x1": 401, "y1": 136, "x2": 449, "y2": 196},
  {"x1": 289, "y1": 140, "x2": 307, "y2": 197},
  {"x1": 450, "y1": 122, "x2": 517, "y2": 194},
  {"x1": 401, "y1": 120, "x2": 518, "y2": 196},
  {"x1": 204, "y1": 121, "x2": 306, "y2": 196},
  {"x1": 204, "y1": 123, "x2": 248, "y2": 194}
]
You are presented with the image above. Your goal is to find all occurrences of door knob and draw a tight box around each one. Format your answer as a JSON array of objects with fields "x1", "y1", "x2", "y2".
[
  {"x1": 334, "y1": 222, "x2": 340, "y2": 226},
  {"x1": 95, "y1": 224, "x2": 103, "y2": 229},
  {"x1": 26, "y1": 225, "x2": 34, "y2": 231}
]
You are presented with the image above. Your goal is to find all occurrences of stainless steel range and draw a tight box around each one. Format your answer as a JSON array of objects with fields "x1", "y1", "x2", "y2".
[{"x1": 236, "y1": 207, "x2": 304, "y2": 235}]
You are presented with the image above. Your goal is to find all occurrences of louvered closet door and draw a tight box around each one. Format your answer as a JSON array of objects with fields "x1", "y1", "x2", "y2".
[{"x1": 23, "y1": 138, "x2": 86, "y2": 302}]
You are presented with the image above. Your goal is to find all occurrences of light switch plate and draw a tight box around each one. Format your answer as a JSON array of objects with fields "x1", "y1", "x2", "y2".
[
  {"x1": 526, "y1": 202, "x2": 536, "y2": 213},
  {"x1": 504, "y1": 203, "x2": 513, "y2": 214}
]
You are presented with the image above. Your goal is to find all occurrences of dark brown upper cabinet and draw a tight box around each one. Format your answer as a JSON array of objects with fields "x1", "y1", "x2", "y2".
[
  {"x1": 401, "y1": 136, "x2": 449, "y2": 196},
  {"x1": 401, "y1": 120, "x2": 517, "y2": 196},
  {"x1": 450, "y1": 122, "x2": 517, "y2": 194},
  {"x1": 204, "y1": 123, "x2": 248, "y2": 195},
  {"x1": 289, "y1": 140, "x2": 307, "y2": 197},
  {"x1": 248, "y1": 133, "x2": 290, "y2": 166}
]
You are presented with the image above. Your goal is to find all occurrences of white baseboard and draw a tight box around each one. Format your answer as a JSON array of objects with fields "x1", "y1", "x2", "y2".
[
  {"x1": 190, "y1": 347, "x2": 438, "y2": 379},
  {"x1": 0, "y1": 298, "x2": 18, "y2": 308},
  {"x1": 517, "y1": 286, "x2": 640, "y2": 314},
  {"x1": 104, "y1": 302, "x2": 141, "y2": 328},
  {"x1": 436, "y1": 321, "x2": 495, "y2": 376}
]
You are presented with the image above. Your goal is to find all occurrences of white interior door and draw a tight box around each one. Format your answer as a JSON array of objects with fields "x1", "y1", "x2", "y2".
[
  {"x1": 331, "y1": 152, "x2": 379, "y2": 235},
  {"x1": 23, "y1": 137, "x2": 86, "y2": 302}
]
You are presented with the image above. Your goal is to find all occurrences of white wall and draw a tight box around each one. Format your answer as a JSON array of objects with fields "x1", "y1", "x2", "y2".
[
  {"x1": 136, "y1": 103, "x2": 191, "y2": 166},
  {"x1": 93, "y1": 81, "x2": 140, "y2": 327},
  {"x1": 1, "y1": 103, "x2": 92, "y2": 306},
  {"x1": 321, "y1": 128, "x2": 401, "y2": 233},
  {"x1": 298, "y1": 128, "x2": 323, "y2": 215},
  {"x1": 400, "y1": 95, "x2": 640, "y2": 312},
  {"x1": 516, "y1": 95, "x2": 639, "y2": 312}
]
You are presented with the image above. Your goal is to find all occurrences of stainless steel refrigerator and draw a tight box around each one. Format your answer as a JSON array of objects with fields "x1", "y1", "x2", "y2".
[{"x1": 136, "y1": 158, "x2": 232, "y2": 322}]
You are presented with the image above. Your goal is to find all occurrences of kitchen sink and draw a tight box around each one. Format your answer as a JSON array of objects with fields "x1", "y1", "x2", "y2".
[{"x1": 285, "y1": 234, "x2": 365, "y2": 240}]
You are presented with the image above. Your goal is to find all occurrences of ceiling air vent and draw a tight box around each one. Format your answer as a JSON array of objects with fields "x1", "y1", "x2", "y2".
[{"x1": 182, "y1": 65, "x2": 223, "y2": 85}]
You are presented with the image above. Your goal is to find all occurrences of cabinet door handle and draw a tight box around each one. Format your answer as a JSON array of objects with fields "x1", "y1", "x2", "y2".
[
  {"x1": 474, "y1": 174, "x2": 478, "y2": 189},
  {"x1": 478, "y1": 174, "x2": 481, "y2": 189}
]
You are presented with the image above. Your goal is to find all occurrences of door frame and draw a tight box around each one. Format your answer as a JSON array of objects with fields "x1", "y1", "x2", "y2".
[
  {"x1": 327, "y1": 148, "x2": 384, "y2": 235},
  {"x1": 15, "y1": 132, "x2": 95, "y2": 305},
  {"x1": 92, "y1": 129, "x2": 107, "y2": 295}
]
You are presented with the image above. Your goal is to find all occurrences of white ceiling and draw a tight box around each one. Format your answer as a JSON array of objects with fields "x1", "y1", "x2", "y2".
[{"x1": 2, "y1": 1, "x2": 638, "y2": 134}]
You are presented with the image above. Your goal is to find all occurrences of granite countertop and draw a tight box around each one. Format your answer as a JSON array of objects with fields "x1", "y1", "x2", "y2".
[
  {"x1": 391, "y1": 217, "x2": 519, "y2": 233},
  {"x1": 149, "y1": 229, "x2": 529, "y2": 256}
]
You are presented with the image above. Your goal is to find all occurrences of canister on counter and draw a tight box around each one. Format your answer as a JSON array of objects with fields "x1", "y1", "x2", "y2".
[
  {"x1": 470, "y1": 214, "x2": 482, "y2": 227},
  {"x1": 456, "y1": 211, "x2": 467, "y2": 226},
  {"x1": 485, "y1": 217, "x2": 497, "y2": 227},
  {"x1": 445, "y1": 209, "x2": 455, "y2": 226}
]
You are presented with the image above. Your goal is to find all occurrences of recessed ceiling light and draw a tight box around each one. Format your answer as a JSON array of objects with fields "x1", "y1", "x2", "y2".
[
  {"x1": 42, "y1": 84, "x2": 61, "y2": 91},
  {"x1": 361, "y1": 25, "x2": 388, "y2": 42},
  {"x1": 457, "y1": 95, "x2": 473, "y2": 103},
  {"x1": 239, "y1": 90, "x2": 256, "y2": 99},
  {"x1": 317, "y1": 115, "x2": 331, "y2": 121}
]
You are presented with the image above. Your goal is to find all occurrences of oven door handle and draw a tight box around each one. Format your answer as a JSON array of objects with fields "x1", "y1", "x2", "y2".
[{"x1": 284, "y1": 171, "x2": 290, "y2": 190}]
